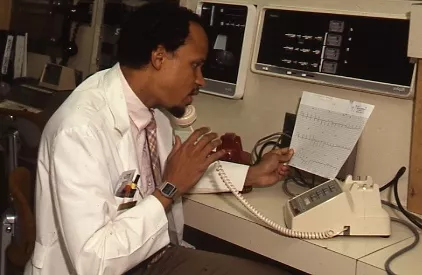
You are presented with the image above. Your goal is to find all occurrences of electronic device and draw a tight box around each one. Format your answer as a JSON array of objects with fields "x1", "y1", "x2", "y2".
[
  {"x1": 285, "y1": 176, "x2": 391, "y2": 236},
  {"x1": 251, "y1": 6, "x2": 416, "y2": 99},
  {"x1": 158, "y1": 181, "x2": 178, "y2": 199},
  {"x1": 38, "y1": 63, "x2": 83, "y2": 92},
  {"x1": 0, "y1": 77, "x2": 71, "y2": 111},
  {"x1": 170, "y1": 105, "x2": 391, "y2": 239},
  {"x1": 195, "y1": 1, "x2": 257, "y2": 99}
]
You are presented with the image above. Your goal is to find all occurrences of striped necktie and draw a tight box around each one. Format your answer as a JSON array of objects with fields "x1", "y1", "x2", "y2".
[
  {"x1": 146, "y1": 112, "x2": 179, "y2": 246},
  {"x1": 145, "y1": 112, "x2": 162, "y2": 187}
]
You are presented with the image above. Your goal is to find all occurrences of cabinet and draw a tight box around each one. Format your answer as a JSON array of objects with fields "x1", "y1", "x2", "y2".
[{"x1": 0, "y1": 0, "x2": 12, "y2": 30}]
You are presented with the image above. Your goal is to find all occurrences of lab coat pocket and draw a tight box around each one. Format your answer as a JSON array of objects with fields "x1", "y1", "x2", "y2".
[{"x1": 114, "y1": 196, "x2": 137, "y2": 212}]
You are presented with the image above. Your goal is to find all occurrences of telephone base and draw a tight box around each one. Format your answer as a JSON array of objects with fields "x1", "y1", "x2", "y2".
[{"x1": 284, "y1": 176, "x2": 391, "y2": 237}]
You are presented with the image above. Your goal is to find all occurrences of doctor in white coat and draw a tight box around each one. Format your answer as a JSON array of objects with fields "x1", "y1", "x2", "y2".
[{"x1": 25, "y1": 2, "x2": 293, "y2": 275}]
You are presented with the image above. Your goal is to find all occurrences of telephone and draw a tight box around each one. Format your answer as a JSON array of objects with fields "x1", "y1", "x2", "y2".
[{"x1": 171, "y1": 105, "x2": 391, "y2": 239}]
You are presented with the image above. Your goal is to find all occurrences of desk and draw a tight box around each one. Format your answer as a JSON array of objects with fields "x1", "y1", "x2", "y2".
[
  {"x1": 183, "y1": 183, "x2": 420, "y2": 275},
  {"x1": 0, "y1": 100, "x2": 42, "y2": 113}
]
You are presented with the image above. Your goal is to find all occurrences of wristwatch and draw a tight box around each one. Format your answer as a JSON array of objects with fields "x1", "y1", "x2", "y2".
[{"x1": 157, "y1": 181, "x2": 178, "y2": 200}]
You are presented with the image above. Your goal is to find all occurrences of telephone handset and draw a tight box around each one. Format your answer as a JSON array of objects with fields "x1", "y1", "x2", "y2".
[{"x1": 171, "y1": 105, "x2": 338, "y2": 239}]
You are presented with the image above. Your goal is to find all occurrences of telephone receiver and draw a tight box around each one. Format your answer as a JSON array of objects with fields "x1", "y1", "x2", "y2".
[{"x1": 170, "y1": 105, "x2": 337, "y2": 240}]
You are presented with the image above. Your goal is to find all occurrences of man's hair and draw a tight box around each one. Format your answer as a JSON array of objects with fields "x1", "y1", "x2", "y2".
[{"x1": 117, "y1": 1, "x2": 205, "y2": 69}]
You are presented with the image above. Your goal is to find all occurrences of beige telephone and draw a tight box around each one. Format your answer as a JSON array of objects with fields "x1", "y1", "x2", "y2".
[{"x1": 170, "y1": 105, "x2": 339, "y2": 239}]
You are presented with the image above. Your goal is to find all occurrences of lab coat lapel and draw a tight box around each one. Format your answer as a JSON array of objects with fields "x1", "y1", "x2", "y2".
[
  {"x1": 116, "y1": 133, "x2": 139, "y2": 174},
  {"x1": 103, "y1": 65, "x2": 139, "y2": 176}
]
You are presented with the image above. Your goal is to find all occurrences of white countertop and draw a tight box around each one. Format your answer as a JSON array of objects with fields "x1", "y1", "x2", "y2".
[
  {"x1": 183, "y1": 182, "x2": 420, "y2": 275},
  {"x1": 357, "y1": 231, "x2": 422, "y2": 275}
]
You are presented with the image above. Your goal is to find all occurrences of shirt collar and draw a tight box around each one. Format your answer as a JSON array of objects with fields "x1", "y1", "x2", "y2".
[{"x1": 118, "y1": 64, "x2": 152, "y2": 131}]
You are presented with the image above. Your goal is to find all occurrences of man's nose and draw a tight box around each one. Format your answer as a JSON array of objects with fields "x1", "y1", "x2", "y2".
[{"x1": 195, "y1": 70, "x2": 205, "y2": 87}]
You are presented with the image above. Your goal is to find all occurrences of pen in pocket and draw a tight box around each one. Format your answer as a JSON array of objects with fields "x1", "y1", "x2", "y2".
[{"x1": 128, "y1": 174, "x2": 140, "y2": 197}]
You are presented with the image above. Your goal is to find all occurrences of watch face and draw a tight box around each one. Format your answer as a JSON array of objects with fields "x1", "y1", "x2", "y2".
[{"x1": 162, "y1": 183, "x2": 175, "y2": 194}]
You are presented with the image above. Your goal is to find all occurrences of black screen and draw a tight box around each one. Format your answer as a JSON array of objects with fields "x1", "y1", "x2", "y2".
[
  {"x1": 200, "y1": 3, "x2": 247, "y2": 84},
  {"x1": 42, "y1": 64, "x2": 62, "y2": 85},
  {"x1": 257, "y1": 9, "x2": 414, "y2": 87}
]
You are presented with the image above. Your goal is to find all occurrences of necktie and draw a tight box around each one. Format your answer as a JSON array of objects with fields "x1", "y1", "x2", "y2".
[
  {"x1": 145, "y1": 112, "x2": 162, "y2": 187},
  {"x1": 145, "y1": 112, "x2": 179, "y2": 246}
]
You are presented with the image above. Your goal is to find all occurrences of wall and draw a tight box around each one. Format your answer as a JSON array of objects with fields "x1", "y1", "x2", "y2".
[{"x1": 180, "y1": 0, "x2": 418, "y2": 204}]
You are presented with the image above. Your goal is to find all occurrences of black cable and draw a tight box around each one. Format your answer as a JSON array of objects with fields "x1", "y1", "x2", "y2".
[
  {"x1": 380, "y1": 166, "x2": 406, "y2": 192},
  {"x1": 252, "y1": 132, "x2": 293, "y2": 164},
  {"x1": 383, "y1": 167, "x2": 422, "y2": 229},
  {"x1": 272, "y1": 132, "x2": 285, "y2": 150},
  {"x1": 256, "y1": 141, "x2": 279, "y2": 163},
  {"x1": 293, "y1": 168, "x2": 313, "y2": 187},
  {"x1": 379, "y1": 167, "x2": 421, "y2": 274},
  {"x1": 290, "y1": 175, "x2": 310, "y2": 188},
  {"x1": 251, "y1": 132, "x2": 284, "y2": 163},
  {"x1": 282, "y1": 179, "x2": 297, "y2": 197},
  {"x1": 385, "y1": 218, "x2": 420, "y2": 275},
  {"x1": 382, "y1": 200, "x2": 422, "y2": 225},
  {"x1": 393, "y1": 180, "x2": 422, "y2": 229}
]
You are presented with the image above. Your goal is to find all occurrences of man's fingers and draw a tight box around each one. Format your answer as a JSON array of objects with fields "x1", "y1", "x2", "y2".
[
  {"x1": 279, "y1": 164, "x2": 289, "y2": 172},
  {"x1": 204, "y1": 149, "x2": 226, "y2": 167},
  {"x1": 272, "y1": 147, "x2": 294, "y2": 156},
  {"x1": 273, "y1": 148, "x2": 294, "y2": 163},
  {"x1": 201, "y1": 138, "x2": 222, "y2": 157},
  {"x1": 186, "y1": 127, "x2": 210, "y2": 145},
  {"x1": 194, "y1": 132, "x2": 219, "y2": 151},
  {"x1": 278, "y1": 165, "x2": 290, "y2": 176}
]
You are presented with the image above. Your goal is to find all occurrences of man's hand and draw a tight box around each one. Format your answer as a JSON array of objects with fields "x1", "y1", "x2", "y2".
[
  {"x1": 245, "y1": 148, "x2": 294, "y2": 187},
  {"x1": 161, "y1": 127, "x2": 226, "y2": 197}
]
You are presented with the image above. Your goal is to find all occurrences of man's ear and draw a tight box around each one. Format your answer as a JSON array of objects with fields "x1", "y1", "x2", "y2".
[{"x1": 151, "y1": 45, "x2": 167, "y2": 70}]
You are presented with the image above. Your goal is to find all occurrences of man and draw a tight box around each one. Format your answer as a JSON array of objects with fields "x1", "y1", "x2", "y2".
[{"x1": 25, "y1": 2, "x2": 294, "y2": 275}]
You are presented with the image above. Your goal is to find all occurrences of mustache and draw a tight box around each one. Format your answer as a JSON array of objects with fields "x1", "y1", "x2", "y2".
[{"x1": 191, "y1": 87, "x2": 200, "y2": 95}]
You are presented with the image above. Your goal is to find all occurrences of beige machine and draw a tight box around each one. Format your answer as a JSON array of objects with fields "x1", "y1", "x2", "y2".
[{"x1": 38, "y1": 63, "x2": 83, "y2": 92}]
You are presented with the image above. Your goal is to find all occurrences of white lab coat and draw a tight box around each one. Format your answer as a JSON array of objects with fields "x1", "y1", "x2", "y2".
[{"x1": 24, "y1": 64, "x2": 248, "y2": 275}]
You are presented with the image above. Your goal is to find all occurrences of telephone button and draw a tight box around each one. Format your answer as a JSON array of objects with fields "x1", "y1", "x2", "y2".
[{"x1": 304, "y1": 197, "x2": 311, "y2": 205}]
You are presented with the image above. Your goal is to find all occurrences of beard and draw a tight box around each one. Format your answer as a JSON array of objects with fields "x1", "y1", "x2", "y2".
[{"x1": 167, "y1": 106, "x2": 186, "y2": 118}]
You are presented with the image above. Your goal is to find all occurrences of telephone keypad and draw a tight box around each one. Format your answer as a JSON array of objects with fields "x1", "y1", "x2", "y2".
[{"x1": 289, "y1": 179, "x2": 343, "y2": 216}]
